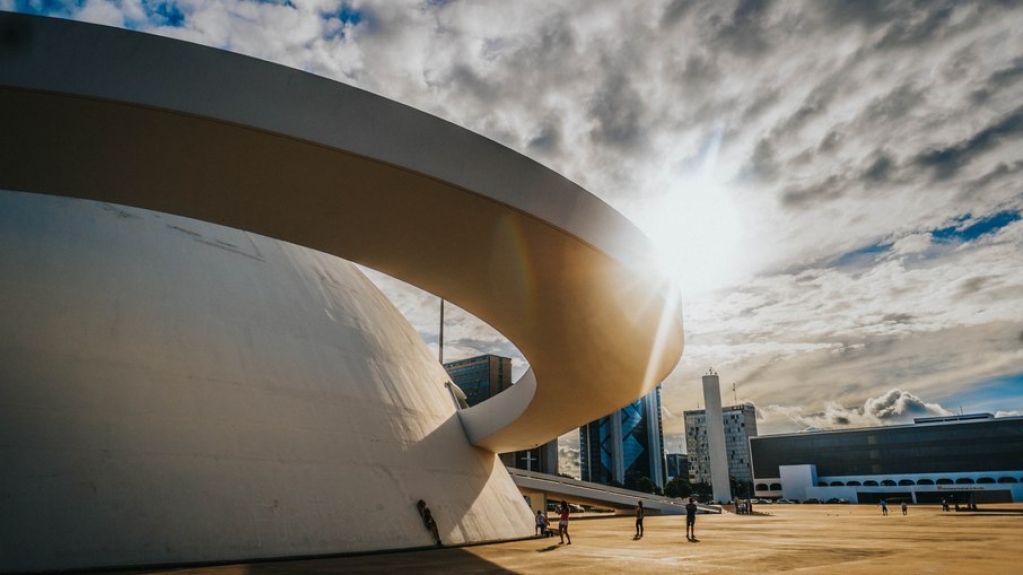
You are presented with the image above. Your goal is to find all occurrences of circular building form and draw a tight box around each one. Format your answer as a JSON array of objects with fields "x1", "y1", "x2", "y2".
[{"x1": 0, "y1": 13, "x2": 683, "y2": 572}]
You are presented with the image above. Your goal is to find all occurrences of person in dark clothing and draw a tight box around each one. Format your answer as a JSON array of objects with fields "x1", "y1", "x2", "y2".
[
  {"x1": 635, "y1": 500, "x2": 644, "y2": 538},
  {"x1": 685, "y1": 497, "x2": 698, "y2": 541},
  {"x1": 416, "y1": 499, "x2": 442, "y2": 546}
]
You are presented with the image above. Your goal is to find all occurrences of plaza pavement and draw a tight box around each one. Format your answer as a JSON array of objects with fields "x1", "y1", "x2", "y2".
[{"x1": 84, "y1": 504, "x2": 1023, "y2": 574}]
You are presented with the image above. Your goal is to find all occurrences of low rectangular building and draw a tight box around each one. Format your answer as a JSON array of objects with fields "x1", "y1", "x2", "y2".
[{"x1": 751, "y1": 414, "x2": 1023, "y2": 504}]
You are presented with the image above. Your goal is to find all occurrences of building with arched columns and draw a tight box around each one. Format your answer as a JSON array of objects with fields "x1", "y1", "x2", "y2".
[{"x1": 751, "y1": 414, "x2": 1023, "y2": 504}]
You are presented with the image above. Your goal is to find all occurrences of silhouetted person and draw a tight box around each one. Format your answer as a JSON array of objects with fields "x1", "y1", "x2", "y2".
[
  {"x1": 635, "y1": 500, "x2": 644, "y2": 538},
  {"x1": 941, "y1": 497, "x2": 949, "y2": 512},
  {"x1": 416, "y1": 499, "x2": 441, "y2": 546},
  {"x1": 901, "y1": 501, "x2": 908, "y2": 515},
  {"x1": 685, "y1": 497, "x2": 698, "y2": 541},
  {"x1": 880, "y1": 500, "x2": 888, "y2": 516},
  {"x1": 558, "y1": 500, "x2": 572, "y2": 545}
]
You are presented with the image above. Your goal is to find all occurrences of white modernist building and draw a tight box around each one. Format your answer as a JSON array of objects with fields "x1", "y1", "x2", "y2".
[
  {"x1": 751, "y1": 414, "x2": 1023, "y2": 504},
  {"x1": 0, "y1": 13, "x2": 683, "y2": 573}
]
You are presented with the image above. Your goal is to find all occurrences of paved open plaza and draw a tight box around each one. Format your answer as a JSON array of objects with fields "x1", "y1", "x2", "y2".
[{"x1": 85, "y1": 504, "x2": 1022, "y2": 574}]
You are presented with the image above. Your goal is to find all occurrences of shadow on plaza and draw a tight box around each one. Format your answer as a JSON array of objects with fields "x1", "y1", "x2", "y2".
[{"x1": 77, "y1": 546, "x2": 518, "y2": 575}]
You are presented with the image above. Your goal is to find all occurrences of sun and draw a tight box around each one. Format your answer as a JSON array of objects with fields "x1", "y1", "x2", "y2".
[{"x1": 628, "y1": 171, "x2": 747, "y2": 298}]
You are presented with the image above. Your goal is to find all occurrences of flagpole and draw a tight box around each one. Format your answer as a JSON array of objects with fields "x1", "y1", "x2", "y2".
[{"x1": 439, "y1": 298, "x2": 445, "y2": 365}]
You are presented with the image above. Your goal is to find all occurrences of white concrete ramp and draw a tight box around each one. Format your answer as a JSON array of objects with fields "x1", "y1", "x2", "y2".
[{"x1": 510, "y1": 469, "x2": 722, "y2": 515}]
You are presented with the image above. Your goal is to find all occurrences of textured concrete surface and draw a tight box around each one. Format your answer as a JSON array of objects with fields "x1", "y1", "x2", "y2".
[
  {"x1": 0, "y1": 192, "x2": 533, "y2": 573},
  {"x1": 84, "y1": 504, "x2": 1023, "y2": 574}
]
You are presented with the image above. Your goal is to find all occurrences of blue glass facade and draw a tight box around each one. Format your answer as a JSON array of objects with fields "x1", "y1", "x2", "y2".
[{"x1": 579, "y1": 386, "x2": 665, "y2": 487}]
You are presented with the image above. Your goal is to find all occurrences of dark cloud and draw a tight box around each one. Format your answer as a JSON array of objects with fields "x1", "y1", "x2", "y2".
[
  {"x1": 961, "y1": 161, "x2": 1023, "y2": 199},
  {"x1": 588, "y1": 73, "x2": 646, "y2": 149},
  {"x1": 712, "y1": 0, "x2": 774, "y2": 56},
  {"x1": 776, "y1": 84, "x2": 835, "y2": 136},
  {"x1": 815, "y1": 0, "x2": 909, "y2": 28},
  {"x1": 447, "y1": 64, "x2": 500, "y2": 103},
  {"x1": 816, "y1": 129, "x2": 843, "y2": 154},
  {"x1": 862, "y1": 83, "x2": 925, "y2": 127},
  {"x1": 971, "y1": 55, "x2": 1023, "y2": 105},
  {"x1": 957, "y1": 276, "x2": 993, "y2": 296},
  {"x1": 881, "y1": 313, "x2": 914, "y2": 325},
  {"x1": 861, "y1": 151, "x2": 894, "y2": 183},
  {"x1": 681, "y1": 52, "x2": 718, "y2": 85},
  {"x1": 780, "y1": 174, "x2": 844, "y2": 208},
  {"x1": 872, "y1": 3, "x2": 958, "y2": 51},
  {"x1": 914, "y1": 105, "x2": 1023, "y2": 180},
  {"x1": 741, "y1": 87, "x2": 781, "y2": 123},
  {"x1": 526, "y1": 119, "x2": 562, "y2": 154},
  {"x1": 741, "y1": 138, "x2": 780, "y2": 183},
  {"x1": 661, "y1": 0, "x2": 696, "y2": 29}
]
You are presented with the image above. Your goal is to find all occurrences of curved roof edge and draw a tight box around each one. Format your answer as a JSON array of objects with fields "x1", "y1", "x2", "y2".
[{"x1": 0, "y1": 12, "x2": 683, "y2": 452}]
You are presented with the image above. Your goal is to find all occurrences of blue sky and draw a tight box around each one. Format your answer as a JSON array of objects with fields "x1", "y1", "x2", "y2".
[{"x1": 7, "y1": 1, "x2": 1022, "y2": 475}]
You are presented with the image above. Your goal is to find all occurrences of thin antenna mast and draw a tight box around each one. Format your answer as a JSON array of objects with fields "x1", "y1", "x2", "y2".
[{"x1": 439, "y1": 298, "x2": 445, "y2": 364}]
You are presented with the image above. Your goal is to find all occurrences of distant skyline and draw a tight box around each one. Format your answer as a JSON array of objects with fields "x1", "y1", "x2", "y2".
[{"x1": 10, "y1": 1, "x2": 1022, "y2": 479}]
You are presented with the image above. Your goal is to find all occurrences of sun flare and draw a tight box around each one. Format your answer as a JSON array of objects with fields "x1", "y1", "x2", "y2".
[{"x1": 629, "y1": 173, "x2": 747, "y2": 298}]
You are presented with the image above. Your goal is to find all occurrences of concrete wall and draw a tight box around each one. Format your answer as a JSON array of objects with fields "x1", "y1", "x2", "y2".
[{"x1": 0, "y1": 191, "x2": 534, "y2": 573}]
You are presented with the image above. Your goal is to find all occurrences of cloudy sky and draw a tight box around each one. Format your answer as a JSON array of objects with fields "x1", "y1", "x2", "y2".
[{"x1": 11, "y1": 0, "x2": 1023, "y2": 476}]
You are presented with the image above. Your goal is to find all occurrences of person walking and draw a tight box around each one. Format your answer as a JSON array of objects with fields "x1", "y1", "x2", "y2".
[
  {"x1": 901, "y1": 501, "x2": 908, "y2": 516},
  {"x1": 558, "y1": 500, "x2": 572, "y2": 545},
  {"x1": 880, "y1": 500, "x2": 888, "y2": 516},
  {"x1": 685, "y1": 497, "x2": 698, "y2": 541},
  {"x1": 635, "y1": 500, "x2": 644, "y2": 538}
]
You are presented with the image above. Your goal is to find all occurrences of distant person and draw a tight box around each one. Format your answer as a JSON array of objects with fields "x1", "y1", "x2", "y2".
[
  {"x1": 635, "y1": 500, "x2": 645, "y2": 538},
  {"x1": 416, "y1": 499, "x2": 442, "y2": 546},
  {"x1": 941, "y1": 497, "x2": 949, "y2": 512},
  {"x1": 880, "y1": 500, "x2": 888, "y2": 516},
  {"x1": 685, "y1": 497, "x2": 698, "y2": 541},
  {"x1": 558, "y1": 500, "x2": 572, "y2": 545},
  {"x1": 535, "y1": 510, "x2": 549, "y2": 537},
  {"x1": 901, "y1": 501, "x2": 908, "y2": 515}
]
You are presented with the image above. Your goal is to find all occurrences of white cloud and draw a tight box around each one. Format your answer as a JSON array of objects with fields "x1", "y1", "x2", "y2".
[{"x1": 755, "y1": 388, "x2": 953, "y2": 434}]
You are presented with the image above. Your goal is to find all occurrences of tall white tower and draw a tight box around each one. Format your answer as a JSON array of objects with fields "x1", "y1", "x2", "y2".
[{"x1": 703, "y1": 370, "x2": 732, "y2": 503}]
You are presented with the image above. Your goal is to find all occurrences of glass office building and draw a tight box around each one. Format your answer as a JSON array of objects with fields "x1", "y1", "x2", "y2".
[
  {"x1": 579, "y1": 386, "x2": 665, "y2": 488},
  {"x1": 751, "y1": 414, "x2": 1023, "y2": 503},
  {"x1": 443, "y1": 354, "x2": 513, "y2": 408}
]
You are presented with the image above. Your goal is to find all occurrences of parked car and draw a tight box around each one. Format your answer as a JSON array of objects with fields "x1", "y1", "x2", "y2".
[
  {"x1": 825, "y1": 497, "x2": 849, "y2": 504},
  {"x1": 804, "y1": 498, "x2": 822, "y2": 504}
]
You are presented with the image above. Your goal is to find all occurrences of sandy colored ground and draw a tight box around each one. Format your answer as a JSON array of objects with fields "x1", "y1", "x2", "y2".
[{"x1": 89, "y1": 504, "x2": 1023, "y2": 574}]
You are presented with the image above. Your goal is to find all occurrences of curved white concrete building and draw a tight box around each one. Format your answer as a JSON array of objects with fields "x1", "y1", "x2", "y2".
[
  {"x1": 0, "y1": 192, "x2": 532, "y2": 571},
  {"x1": 0, "y1": 13, "x2": 684, "y2": 572}
]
